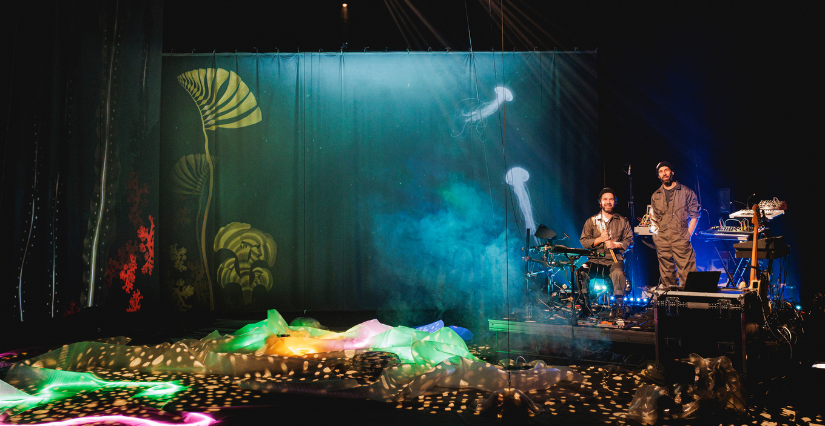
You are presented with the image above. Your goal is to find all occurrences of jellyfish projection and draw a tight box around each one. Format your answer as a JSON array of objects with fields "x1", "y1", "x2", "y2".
[
  {"x1": 465, "y1": 87, "x2": 513, "y2": 123},
  {"x1": 505, "y1": 167, "x2": 538, "y2": 243},
  {"x1": 453, "y1": 86, "x2": 514, "y2": 137}
]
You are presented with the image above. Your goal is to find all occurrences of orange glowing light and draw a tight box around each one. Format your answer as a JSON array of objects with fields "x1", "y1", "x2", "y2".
[
  {"x1": 342, "y1": 3, "x2": 347, "y2": 7},
  {"x1": 289, "y1": 347, "x2": 317, "y2": 355}
]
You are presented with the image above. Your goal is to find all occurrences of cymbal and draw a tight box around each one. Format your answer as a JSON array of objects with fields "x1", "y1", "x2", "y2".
[{"x1": 534, "y1": 224, "x2": 557, "y2": 240}]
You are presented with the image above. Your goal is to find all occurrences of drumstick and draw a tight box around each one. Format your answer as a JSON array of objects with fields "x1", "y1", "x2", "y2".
[{"x1": 606, "y1": 231, "x2": 618, "y2": 263}]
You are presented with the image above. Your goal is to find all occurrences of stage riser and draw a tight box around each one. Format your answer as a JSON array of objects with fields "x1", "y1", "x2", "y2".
[{"x1": 488, "y1": 320, "x2": 655, "y2": 345}]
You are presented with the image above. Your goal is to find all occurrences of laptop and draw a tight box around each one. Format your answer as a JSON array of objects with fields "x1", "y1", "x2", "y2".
[{"x1": 683, "y1": 271, "x2": 722, "y2": 293}]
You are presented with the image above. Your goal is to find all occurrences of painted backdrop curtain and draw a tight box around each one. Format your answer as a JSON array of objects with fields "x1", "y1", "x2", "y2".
[{"x1": 160, "y1": 52, "x2": 598, "y2": 323}]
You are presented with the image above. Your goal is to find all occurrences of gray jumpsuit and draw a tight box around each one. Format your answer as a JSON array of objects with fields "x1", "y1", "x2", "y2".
[
  {"x1": 650, "y1": 182, "x2": 700, "y2": 287},
  {"x1": 578, "y1": 213, "x2": 634, "y2": 296}
]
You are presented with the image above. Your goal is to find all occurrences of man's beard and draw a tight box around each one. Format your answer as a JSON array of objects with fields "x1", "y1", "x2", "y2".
[
  {"x1": 601, "y1": 204, "x2": 614, "y2": 214},
  {"x1": 659, "y1": 176, "x2": 673, "y2": 186}
]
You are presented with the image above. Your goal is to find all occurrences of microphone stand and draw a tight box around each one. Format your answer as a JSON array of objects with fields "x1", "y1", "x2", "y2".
[{"x1": 625, "y1": 165, "x2": 637, "y2": 301}]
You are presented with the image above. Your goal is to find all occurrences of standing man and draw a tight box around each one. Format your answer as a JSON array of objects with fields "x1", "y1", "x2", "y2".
[
  {"x1": 578, "y1": 188, "x2": 634, "y2": 319},
  {"x1": 649, "y1": 161, "x2": 701, "y2": 288}
]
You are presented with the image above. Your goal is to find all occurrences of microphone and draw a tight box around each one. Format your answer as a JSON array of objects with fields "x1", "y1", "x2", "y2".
[{"x1": 746, "y1": 193, "x2": 756, "y2": 208}]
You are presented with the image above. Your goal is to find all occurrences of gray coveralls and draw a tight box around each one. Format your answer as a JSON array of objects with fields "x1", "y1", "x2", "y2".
[
  {"x1": 578, "y1": 213, "x2": 634, "y2": 296},
  {"x1": 650, "y1": 182, "x2": 700, "y2": 287}
]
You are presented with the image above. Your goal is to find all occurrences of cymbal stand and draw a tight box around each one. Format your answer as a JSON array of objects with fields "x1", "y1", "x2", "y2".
[{"x1": 565, "y1": 254, "x2": 582, "y2": 324}]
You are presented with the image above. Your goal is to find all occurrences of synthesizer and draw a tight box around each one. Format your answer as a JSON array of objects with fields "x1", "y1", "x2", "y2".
[
  {"x1": 695, "y1": 226, "x2": 768, "y2": 242},
  {"x1": 729, "y1": 199, "x2": 786, "y2": 220}
]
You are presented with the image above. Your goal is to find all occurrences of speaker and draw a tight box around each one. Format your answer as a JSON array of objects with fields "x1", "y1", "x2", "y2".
[
  {"x1": 654, "y1": 290, "x2": 759, "y2": 375},
  {"x1": 718, "y1": 188, "x2": 730, "y2": 214}
]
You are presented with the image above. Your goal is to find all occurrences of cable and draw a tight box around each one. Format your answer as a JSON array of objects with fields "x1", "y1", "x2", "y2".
[
  {"x1": 463, "y1": 0, "x2": 498, "y2": 237},
  {"x1": 499, "y1": 0, "x2": 512, "y2": 390},
  {"x1": 487, "y1": 0, "x2": 513, "y2": 389},
  {"x1": 463, "y1": 0, "x2": 474, "y2": 55}
]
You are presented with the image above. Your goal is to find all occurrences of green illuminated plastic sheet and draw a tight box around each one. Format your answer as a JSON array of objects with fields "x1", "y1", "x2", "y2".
[
  {"x1": 8, "y1": 309, "x2": 581, "y2": 402},
  {"x1": 0, "y1": 366, "x2": 185, "y2": 414}
]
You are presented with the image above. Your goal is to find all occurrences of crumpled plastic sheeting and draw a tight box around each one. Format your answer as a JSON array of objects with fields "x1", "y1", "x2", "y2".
[
  {"x1": 236, "y1": 355, "x2": 582, "y2": 402},
  {"x1": 626, "y1": 354, "x2": 746, "y2": 424},
  {"x1": 0, "y1": 379, "x2": 28, "y2": 399},
  {"x1": 1, "y1": 365, "x2": 186, "y2": 415},
  {"x1": 479, "y1": 388, "x2": 543, "y2": 418},
  {"x1": 9, "y1": 309, "x2": 581, "y2": 402},
  {"x1": 383, "y1": 357, "x2": 582, "y2": 401},
  {"x1": 413, "y1": 320, "x2": 474, "y2": 341}
]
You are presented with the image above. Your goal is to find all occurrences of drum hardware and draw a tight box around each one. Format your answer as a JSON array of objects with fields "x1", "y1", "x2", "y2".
[{"x1": 522, "y1": 225, "x2": 626, "y2": 322}]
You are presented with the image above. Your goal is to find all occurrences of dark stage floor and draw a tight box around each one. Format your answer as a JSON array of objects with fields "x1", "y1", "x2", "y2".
[{"x1": 1, "y1": 309, "x2": 823, "y2": 425}]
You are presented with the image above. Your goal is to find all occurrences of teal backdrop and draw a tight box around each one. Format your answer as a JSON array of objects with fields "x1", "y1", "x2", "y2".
[{"x1": 160, "y1": 52, "x2": 598, "y2": 324}]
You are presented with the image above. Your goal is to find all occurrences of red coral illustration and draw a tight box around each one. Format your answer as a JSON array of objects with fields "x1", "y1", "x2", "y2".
[
  {"x1": 126, "y1": 172, "x2": 149, "y2": 230},
  {"x1": 120, "y1": 253, "x2": 137, "y2": 293},
  {"x1": 105, "y1": 241, "x2": 139, "y2": 287},
  {"x1": 126, "y1": 289, "x2": 143, "y2": 312},
  {"x1": 138, "y1": 215, "x2": 155, "y2": 275}
]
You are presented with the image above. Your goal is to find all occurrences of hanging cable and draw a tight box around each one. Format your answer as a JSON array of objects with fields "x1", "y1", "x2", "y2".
[
  {"x1": 464, "y1": 0, "x2": 479, "y2": 100},
  {"x1": 465, "y1": 0, "x2": 496, "y2": 226},
  {"x1": 488, "y1": 0, "x2": 513, "y2": 388},
  {"x1": 303, "y1": 52, "x2": 309, "y2": 309}
]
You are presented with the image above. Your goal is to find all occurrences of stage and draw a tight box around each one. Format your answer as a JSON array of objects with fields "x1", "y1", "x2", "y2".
[
  {"x1": 3, "y1": 0, "x2": 823, "y2": 424},
  {"x1": 2, "y1": 309, "x2": 823, "y2": 425}
]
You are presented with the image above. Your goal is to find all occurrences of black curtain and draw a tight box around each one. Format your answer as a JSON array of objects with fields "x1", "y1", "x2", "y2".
[{"x1": 0, "y1": 0, "x2": 163, "y2": 324}]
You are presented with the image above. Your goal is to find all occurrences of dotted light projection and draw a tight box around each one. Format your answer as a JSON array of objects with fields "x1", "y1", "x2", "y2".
[
  {"x1": 2, "y1": 314, "x2": 821, "y2": 424},
  {"x1": 10, "y1": 310, "x2": 581, "y2": 405}
]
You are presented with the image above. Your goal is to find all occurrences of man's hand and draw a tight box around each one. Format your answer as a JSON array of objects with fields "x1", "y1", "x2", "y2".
[
  {"x1": 687, "y1": 218, "x2": 698, "y2": 237},
  {"x1": 604, "y1": 240, "x2": 621, "y2": 249},
  {"x1": 593, "y1": 234, "x2": 609, "y2": 247}
]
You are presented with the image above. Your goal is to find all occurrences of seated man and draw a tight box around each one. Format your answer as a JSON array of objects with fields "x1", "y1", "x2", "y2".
[{"x1": 577, "y1": 188, "x2": 634, "y2": 318}]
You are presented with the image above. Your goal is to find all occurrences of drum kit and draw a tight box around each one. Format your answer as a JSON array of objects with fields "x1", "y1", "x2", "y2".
[{"x1": 521, "y1": 225, "x2": 620, "y2": 322}]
